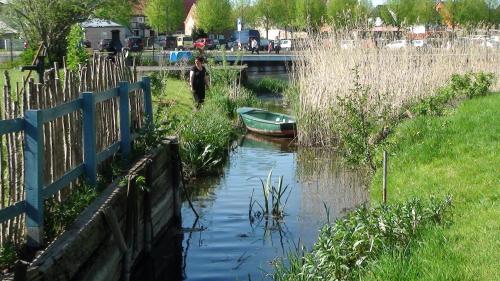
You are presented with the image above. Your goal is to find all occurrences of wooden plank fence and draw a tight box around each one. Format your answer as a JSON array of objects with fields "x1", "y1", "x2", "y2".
[{"x1": 0, "y1": 53, "x2": 151, "y2": 248}]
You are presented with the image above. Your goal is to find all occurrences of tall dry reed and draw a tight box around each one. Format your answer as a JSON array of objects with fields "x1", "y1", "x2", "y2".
[{"x1": 290, "y1": 31, "x2": 500, "y2": 146}]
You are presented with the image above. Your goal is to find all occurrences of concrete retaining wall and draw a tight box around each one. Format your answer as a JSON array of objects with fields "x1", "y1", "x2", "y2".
[{"x1": 23, "y1": 139, "x2": 182, "y2": 281}]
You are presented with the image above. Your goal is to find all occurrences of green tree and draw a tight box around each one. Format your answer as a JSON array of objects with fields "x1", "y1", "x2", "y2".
[
  {"x1": 327, "y1": 0, "x2": 371, "y2": 28},
  {"x1": 144, "y1": 0, "x2": 184, "y2": 34},
  {"x1": 294, "y1": 0, "x2": 327, "y2": 31},
  {"x1": 255, "y1": 0, "x2": 283, "y2": 38},
  {"x1": 232, "y1": 0, "x2": 258, "y2": 29},
  {"x1": 381, "y1": 0, "x2": 437, "y2": 27},
  {"x1": 2, "y1": 0, "x2": 137, "y2": 63},
  {"x1": 196, "y1": 0, "x2": 233, "y2": 34},
  {"x1": 276, "y1": 0, "x2": 296, "y2": 36},
  {"x1": 95, "y1": 0, "x2": 138, "y2": 26},
  {"x1": 438, "y1": 0, "x2": 492, "y2": 29},
  {"x1": 66, "y1": 24, "x2": 89, "y2": 70}
]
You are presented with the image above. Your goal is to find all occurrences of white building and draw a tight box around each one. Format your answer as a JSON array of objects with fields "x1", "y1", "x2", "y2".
[{"x1": 82, "y1": 19, "x2": 128, "y2": 50}]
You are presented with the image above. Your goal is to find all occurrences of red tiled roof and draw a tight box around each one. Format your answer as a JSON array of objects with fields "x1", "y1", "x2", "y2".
[{"x1": 184, "y1": 0, "x2": 197, "y2": 17}]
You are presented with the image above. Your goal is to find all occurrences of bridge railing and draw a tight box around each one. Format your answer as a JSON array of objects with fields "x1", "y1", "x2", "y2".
[{"x1": 0, "y1": 76, "x2": 152, "y2": 247}]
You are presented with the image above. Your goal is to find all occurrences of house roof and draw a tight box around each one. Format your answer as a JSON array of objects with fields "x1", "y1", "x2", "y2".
[
  {"x1": 82, "y1": 19, "x2": 123, "y2": 28},
  {"x1": 0, "y1": 20, "x2": 17, "y2": 34},
  {"x1": 184, "y1": 0, "x2": 196, "y2": 17}
]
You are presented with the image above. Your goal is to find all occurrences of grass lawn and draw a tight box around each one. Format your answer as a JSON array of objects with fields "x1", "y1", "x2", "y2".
[
  {"x1": 367, "y1": 93, "x2": 500, "y2": 280},
  {"x1": 0, "y1": 68, "x2": 24, "y2": 93},
  {"x1": 153, "y1": 77, "x2": 194, "y2": 122}
]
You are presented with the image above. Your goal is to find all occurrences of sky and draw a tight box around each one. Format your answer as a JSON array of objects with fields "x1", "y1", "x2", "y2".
[{"x1": 372, "y1": 0, "x2": 387, "y2": 7}]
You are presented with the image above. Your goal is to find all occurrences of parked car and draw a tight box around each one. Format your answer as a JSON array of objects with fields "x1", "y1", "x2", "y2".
[
  {"x1": 411, "y1": 39, "x2": 429, "y2": 49},
  {"x1": 83, "y1": 39, "x2": 92, "y2": 48},
  {"x1": 126, "y1": 36, "x2": 144, "y2": 52},
  {"x1": 259, "y1": 38, "x2": 270, "y2": 51},
  {"x1": 217, "y1": 38, "x2": 229, "y2": 49},
  {"x1": 193, "y1": 38, "x2": 215, "y2": 50},
  {"x1": 340, "y1": 40, "x2": 356, "y2": 49},
  {"x1": 230, "y1": 29, "x2": 260, "y2": 50},
  {"x1": 98, "y1": 38, "x2": 112, "y2": 52},
  {"x1": 177, "y1": 36, "x2": 193, "y2": 50},
  {"x1": 470, "y1": 37, "x2": 499, "y2": 49},
  {"x1": 385, "y1": 40, "x2": 407, "y2": 49},
  {"x1": 155, "y1": 35, "x2": 177, "y2": 50},
  {"x1": 280, "y1": 39, "x2": 293, "y2": 51}
]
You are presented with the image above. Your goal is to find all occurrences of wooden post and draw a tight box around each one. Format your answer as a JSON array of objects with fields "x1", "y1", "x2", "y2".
[
  {"x1": 82, "y1": 92, "x2": 97, "y2": 185},
  {"x1": 24, "y1": 109, "x2": 44, "y2": 247},
  {"x1": 383, "y1": 150, "x2": 388, "y2": 204},
  {"x1": 119, "y1": 81, "x2": 131, "y2": 163},
  {"x1": 142, "y1": 76, "x2": 153, "y2": 123}
]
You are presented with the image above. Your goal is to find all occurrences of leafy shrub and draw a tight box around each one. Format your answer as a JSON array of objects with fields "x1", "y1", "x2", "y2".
[
  {"x1": 251, "y1": 77, "x2": 289, "y2": 94},
  {"x1": 409, "y1": 86, "x2": 456, "y2": 116},
  {"x1": 0, "y1": 243, "x2": 17, "y2": 270},
  {"x1": 450, "y1": 72, "x2": 494, "y2": 99},
  {"x1": 179, "y1": 106, "x2": 234, "y2": 177},
  {"x1": 44, "y1": 185, "x2": 98, "y2": 241},
  {"x1": 273, "y1": 196, "x2": 453, "y2": 281},
  {"x1": 333, "y1": 67, "x2": 390, "y2": 169},
  {"x1": 66, "y1": 24, "x2": 89, "y2": 70},
  {"x1": 19, "y1": 47, "x2": 36, "y2": 66},
  {"x1": 134, "y1": 118, "x2": 167, "y2": 155},
  {"x1": 410, "y1": 72, "x2": 494, "y2": 116},
  {"x1": 209, "y1": 67, "x2": 241, "y2": 86},
  {"x1": 205, "y1": 84, "x2": 261, "y2": 118}
]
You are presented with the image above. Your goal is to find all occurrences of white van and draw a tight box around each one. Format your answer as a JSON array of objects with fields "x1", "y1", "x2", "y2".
[
  {"x1": 176, "y1": 36, "x2": 193, "y2": 50},
  {"x1": 280, "y1": 39, "x2": 293, "y2": 51}
]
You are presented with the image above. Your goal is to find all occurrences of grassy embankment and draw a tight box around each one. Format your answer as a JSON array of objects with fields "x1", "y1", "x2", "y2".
[
  {"x1": 365, "y1": 93, "x2": 499, "y2": 280},
  {"x1": 0, "y1": 68, "x2": 23, "y2": 92},
  {"x1": 275, "y1": 30, "x2": 499, "y2": 280},
  {"x1": 150, "y1": 72, "x2": 261, "y2": 178}
]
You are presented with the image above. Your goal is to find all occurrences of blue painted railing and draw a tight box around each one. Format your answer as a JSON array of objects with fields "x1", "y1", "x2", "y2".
[{"x1": 0, "y1": 76, "x2": 152, "y2": 247}]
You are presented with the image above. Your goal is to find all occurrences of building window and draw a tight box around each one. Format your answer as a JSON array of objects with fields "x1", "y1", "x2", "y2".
[{"x1": 134, "y1": 30, "x2": 139, "y2": 36}]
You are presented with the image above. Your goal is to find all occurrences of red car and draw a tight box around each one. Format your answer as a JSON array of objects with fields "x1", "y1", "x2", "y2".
[{"x1": 193, "y1": 38, "x2": 215, "y2": 50}]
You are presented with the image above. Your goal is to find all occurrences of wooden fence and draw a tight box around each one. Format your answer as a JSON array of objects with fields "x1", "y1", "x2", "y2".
[{"x1": 0, "y1": 53, "x2": 149, "y2": 248}]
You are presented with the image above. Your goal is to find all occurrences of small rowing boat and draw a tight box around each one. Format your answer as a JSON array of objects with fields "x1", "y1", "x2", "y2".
[{"x1": 237, "y1": 107, "x2": 297, "y2": 138}]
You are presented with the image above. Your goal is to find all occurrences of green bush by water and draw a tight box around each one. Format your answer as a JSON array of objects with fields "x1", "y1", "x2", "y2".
[
  {"x1": 248, "y1": 77, "x2": 289, "y2": 95},
  {"x1": 179, "y1": 106, "x2": 234, "y2": 177},
  {"x1": 273, "y1": 197, "x2": 453, "y2": 281}
]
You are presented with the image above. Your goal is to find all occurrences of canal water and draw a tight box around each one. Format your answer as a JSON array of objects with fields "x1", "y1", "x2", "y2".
[
  {"x1": 179, "y1": 135, "x2": 369, "y2": 280},
  {"x1": 133, "y1": 74, "x2": 369, "y2": 280}
]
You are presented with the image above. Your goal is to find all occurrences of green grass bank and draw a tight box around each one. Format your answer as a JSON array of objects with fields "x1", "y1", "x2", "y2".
[
  {"x1": 367, "y1": 93, "x2": 500, "y2": 280},
  {"x1": 151, "y1": 74, "x2": 261, "y2": 178}
]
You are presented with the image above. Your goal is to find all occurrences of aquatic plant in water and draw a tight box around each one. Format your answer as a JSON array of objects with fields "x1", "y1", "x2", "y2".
[{"x1": 249, "y1": 170, "x2": 292, "y2": 225}]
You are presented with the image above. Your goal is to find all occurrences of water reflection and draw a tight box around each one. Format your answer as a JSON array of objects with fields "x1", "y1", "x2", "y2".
[
  {"x1": 148, "y1": 134, "x2": 368, "y2": 281},
  {"x1": 295, "y1": 148, "x2": 370, "y2": 245}
]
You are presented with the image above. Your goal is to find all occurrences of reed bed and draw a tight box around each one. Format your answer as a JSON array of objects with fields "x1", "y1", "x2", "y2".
[{"x1": 290, "y1": 31, "x2": 500, "y2": 147}]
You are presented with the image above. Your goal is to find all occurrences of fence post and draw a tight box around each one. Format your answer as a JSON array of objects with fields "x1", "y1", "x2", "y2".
[
  {"x1": 82, "y1": 92, "x2": 97, "y2": 185},
  {"x1": 119, "y1": 81, "x2": 131, "y2": 163},
  {"x1": 24, "y1": 110, "x2": 44, "y2": 247},
  {"x1": 142, "y1": 76, "x2": 153, "y2": 123}
]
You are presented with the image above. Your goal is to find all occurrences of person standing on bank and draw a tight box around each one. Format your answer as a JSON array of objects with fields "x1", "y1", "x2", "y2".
[
  {"x1": 251, "y1": 38, "x2": 259, "y2": 54},
  {"x1": 190, "y1": 56, "x2": 209, "y2": 109}
]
